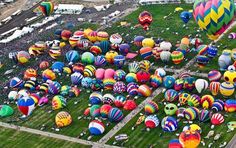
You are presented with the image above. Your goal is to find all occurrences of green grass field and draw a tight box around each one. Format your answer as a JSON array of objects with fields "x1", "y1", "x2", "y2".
[
  {"x1": 0, "y1": 127, "x2": 89, "y2": 148},
  {"x1": 0, "y1": 3, "x2": 235, "y2": 148},
  {"x1": 107, "y1": 91, "x2": 236, "y2": 148}
]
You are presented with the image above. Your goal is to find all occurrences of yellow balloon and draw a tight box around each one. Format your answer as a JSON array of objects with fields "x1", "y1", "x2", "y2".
[
  {"x1": 189, "y1": 124, "x2": 201, "y2": 133},
  {"x1": 55, "y1": 111, "x2": 72, "y2": 128},
  {"x1": 220, "y1": 82, "x2": 235, "y2": 97},
  {"x1": 84, "y1": 28, "x2": 93, "y2": 38},
  {"x1": 142, "y1": 38, "x2": 155, "y2": 48}
]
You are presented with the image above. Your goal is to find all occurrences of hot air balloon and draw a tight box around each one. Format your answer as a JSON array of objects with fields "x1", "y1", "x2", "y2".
[
  {"x1": 114, "y1": 95, "x2": 126, "y2": 108},
  {"x1": 9, "y1": 77, "x2": 24, "y2": 90},
  {"x1": 134, "y1": 36, "x2": 145, "y2": 47},
  {"x1": 97, "y1": 31, "x2": 109, "y2": 41},
  {"x1": 0, "y1": 105, "x2": 14, "y2": 117},
  {"x1": 140, "y1": 47, "x2": 153, "y2": 59},
  {"x1": 51, "y1": 61, "x2": 64, "y2": 74},
  {"x1": 168, "y1": 139, "x2": 182, "y2": 148},
  {"x1": 196, "y1": 45, "x2": 208, "y2": 55},
  {"x1": 17, "y1": 51, "x2": 30, "y2": 64},
  {"x1": 150, "y1": 74, "x2": 162, "y2": 88},
  {"x1": 163, "y1": 76, "x2": 176, "y2": 89},
  {"x1": 81, "y1": 52, "x2": 95, "y2": 64},
  {"x1": 52, "y1": 95, "x2": 66, "y2": 110},
  {"x1": 89, "y1": 91, "x2": 102, "y2": 105},
  {"x1": 24, "y1": 68, "x2": 37, "y2": 80},
  {"x1": 145, "y1": 115, "x2": 159, "y2": 128},
  {"x1": 55, "y1": 111, "x2": 72, "y2": 128},
  {"x1": 128, "y1": 62, "x2": 140, "y2": 73},
  {"x1": 201, "y1": 95, "x2": 215, "y2": 109},
  {"x1": 218, "y1": 50, "x2": 232, "y2": 71},
  {"x1": 42, "y1": 69, "x2": 56, "y2": 82},
  {"x1": 138, "y1": 84, "x2": 152, "y2": 97},
  {"x1": 102, "y1": 94, "x2": 115, "y2": 104},
  {"x1": 176, "y1": 107, "x2": 186, "y2": 118},
  {"x1": 211, "y1": 99, "x2": 224, "y2": 112},
  {"x1": 61, "y1": 30, "x2": 72, "y2": 41},
  {"x1": 39, "y1": 1, "x2": 54, "y2": 16},
  {"x1": 94, "y1": 55, "x2": 107, "y2": 67},
  {"x1": 183, "y1": 77, "x2": 196, "y2": 91},
  {"x1": 89, "y1": 120, "x2": 105, "y2": 135},
  {"x1": 114, "y1": 55, "x2": 125, "y2": 69},
  {"x1": 100, "y1": 104, "x2": 112, "y2": 118},
  {"x1": 180, "y1": 11, "x2": 192, "y2": 23},
  {"x1": 87, "y1": 31, "x2": 97, "y2": 42},
  {"x1": 144, "y1": 100, "x2": 159, "y2": 115},
  {"x1": 179, "y1": 130, "x2": 201, "y2": 148},
  {"x1": 119, "y1": 43, "x2": 130, "y2": 56},
  {"x1": 66, "y1": 50, "x2": 79, "y2": 64},
  {"x1": 123, "y1": 100, "x2": 137, "y2": 111},
  {"x1": 126, "y1": 82, "x2": 139, "y2": 96},
  {"x1": 171, "y1": 51, "x2": 184, "y2": 64},
  {"x1": 199, "y1": 109, "x2": 211, "y2": 122},
  {"x1": 161, "y1": 116, "x2": 178, "y2": 132},
  {"x1": 211, "y1": 113, "x2": 224, "y2": 125},
  {"x1": 152, "y1": 47, "x2": 163, "y2": 60},
  {"x1": 90, "y1": 105, "x2": 101, "y2": 117},
  {"x1": 196, "y1": 55, "x2": 209, "y2": 68},
  {"x1": 195, "y1": 79, "x2": 208, "y2": 93},
  {"x1": 208, "y1": 70, "x2": 221, "y2": 82},
  {"x1": 184, "y1": 107, "x2": 199, "y2": 121},
  {"x1": 164, "y1": 89, "x2": 178, "y2": 102},
  {"x1": 193, "y1": 0, "x2": 235, "y2": 40},
  {"x1": 164, "y1": 103, "x2": 178, "y2": 116},
  {"x1": 187, "y1": 94, "x2": 200, "y2": 107},
  {"x1": 220, "y1": 82, "x2": 235, "y2": 97},
  {"x1": 179, "y1": 93, "x2": 191, "y2": 105},
  {"x1": 114, "y1": 70, "x2": 126, "y2": 81},
  {"x1": 223, "y1": 69, "x2": 236, "y2": 84},
  {"x1": 17, "y1": 96, "x2": 35, "y2": 116},
  {"x1": 207, "y1": 45, "x2": 218, "y2": 58},
  {"x1": 84, "y1": 65, "x2": 96, "y2": 77},
  {"x1": 108, "y1": 108, "x2": 123, "y2": 122},
  {"x1": 139, "y1": 60, "x2": 151, "y2": 72},
  {"x1": 125, "y1": 73, "x2": 137, "y2": 83},
  {"x1": 160, "y1": 41, "x2": 172, "y2": 51},
  {"x1": 136, "y1": 70, "x2": 150, "y2": 83},
  {"x1": 71, "y1": 72, "x2": 83, "y2": 85},
  {"x1": 155, "y1": 68, "x2": 166, "y2": 77},
  {"x1": 224, "y1": 99, "x2": 236, "y2": 112},
  {"x1": 209, "y1": 81, "x2": 220, "y2": 96},
  {"x1": 105, "y1": 51, "x2": 118, "y2": 64},
  {"x1": 160, "y1": 51, "x2": 171, "y2": 63},
  {"x1": 48, "y1": 81, "x2": 61, "y2": 95},
  {"x1": 228, "y1": 32, "x2": 236, "y2": 39},
  {"x1": 174, "y1": 79, "x2": 184, "y2": 91},
  {"x1": 113, "y1": 81, "x2": 126, "y2": 94},
  {"x1": 138, "y1": 11, "x2": 153, "y2": 30}
]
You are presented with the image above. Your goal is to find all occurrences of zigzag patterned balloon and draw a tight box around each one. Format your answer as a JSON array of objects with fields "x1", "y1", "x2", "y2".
[{"x1": 193, "y1": 0, "x2": 235, "y2": 40}]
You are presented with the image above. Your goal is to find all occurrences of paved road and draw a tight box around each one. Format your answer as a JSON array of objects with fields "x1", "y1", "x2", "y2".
[
  {"x1": 0, "y1": 121, "x2": 119, "y2": 148},
  {"x1": 226, "y1": 134, "x2": 236, "y2": 148},
  {"x1": 0, "y1": 0, "x2": 43, "y2": 35}
]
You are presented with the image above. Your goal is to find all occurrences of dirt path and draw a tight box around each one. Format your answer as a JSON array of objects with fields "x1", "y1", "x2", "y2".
[{"x1": 0, "y1": 0, "x2": 27, "y2": 21}]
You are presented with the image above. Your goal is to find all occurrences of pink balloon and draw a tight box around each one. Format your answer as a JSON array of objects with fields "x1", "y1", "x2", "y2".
[
  {"x1": 95, "y1": 68, "x2": 105, "y2": 80},
  {"x1": 104, "y1": 68, "x2": 115, "y2": 79}
]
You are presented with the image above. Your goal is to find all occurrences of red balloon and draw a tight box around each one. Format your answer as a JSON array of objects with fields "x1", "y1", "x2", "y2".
[
  {"x1": 136, "y1": 70, "x2": 151, "y2": 83},
  {"x1": 138, "y1": 11, "x2": 153, "y2": 30},
  {"x1": 211, "y1": 113, "x2": 224, "y2": 125},
  {"x1": 123, "y1": 100, "x2": 137, "y2": 111}
]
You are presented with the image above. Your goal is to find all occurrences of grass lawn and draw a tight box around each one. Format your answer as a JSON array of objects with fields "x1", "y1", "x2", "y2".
[
  {"x1": 106, "y1": 90, "x2": 236, "y2": 148},
  {"x1": 0, "y1": 127, "x2": 89, "y2": 148}
]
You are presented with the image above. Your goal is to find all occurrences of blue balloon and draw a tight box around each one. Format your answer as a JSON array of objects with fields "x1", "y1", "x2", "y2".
[
  {"x1": 207, "y1": 46, "x2": 218, "y2": 58},
  {"x1": 114, "y1": 55, "x2": 125, "y2": 69},
  {"x1": 180, "y1": 11, "x2": 192, "y2": 24},
  {"x1": 66, "y1": 50, "x2": 79, "y2": 64},
  {"x1": 51, "y1": 61, "x2": 64, "y2": 73}
]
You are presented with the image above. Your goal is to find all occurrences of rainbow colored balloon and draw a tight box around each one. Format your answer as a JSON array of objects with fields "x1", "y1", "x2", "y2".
[
  {"x1": 179, "y1": 93, "x2": 191, "y2": 105},
  {"x1": 201, "y1": 95, "x2": 215, "y2": 109},
  {"x1": 188, "y1": 94, "x2": 201, "y2": 107},
  {"x1": 199, "y1": 109, "x2": 211, "y2": 122},
  {"x1": 100, "y1": 104, "x2": 112, "y2": 118},
  {"x1": 144, "y1": 100, "x2": 159, "y2": 115},
  {"x1": 164, "y1": 89, "x2": 179, "y2": 102},
  {"x1": 208, "y1": 70, "x2": 222, "y2": 82},
  {"x1": 224, "y1": 99, "x2": 236, "y2": 112},
  {"x1": 196, "y1": 45, "x2": 208, "y2": 55},
  {"x1": 150, "y1": 74, "x2": 162, "y2": 88},
  {"x1": 184, "y1": 107, "x2": 200, "y2": 121},
  {"x1": 39, "y1": 1, "x2": 54, "y2": 17},
  {"x1": 171, "y1": 51, "x2": 184, "y2": 64},
  {"x1": 193, "y1": 0, "x2": 235, "y2": 40},
  {"x1": 108, "y1": 108, "x2": 123, "y2": 122},
  {"x1": 52, "y1": 95, "x2": 66, "y2": 110},
  {"x1": 90, "y1": 105, "x2": 101, "y2": 117},
  {"x1": 126, "y1": 82, "x2": 139, "y2": 96}
]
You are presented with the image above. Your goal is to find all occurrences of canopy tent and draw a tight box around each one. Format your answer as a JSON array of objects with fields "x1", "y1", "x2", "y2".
[{"x1": 55, "y1": 4, "x2": 84, "y2": 14}]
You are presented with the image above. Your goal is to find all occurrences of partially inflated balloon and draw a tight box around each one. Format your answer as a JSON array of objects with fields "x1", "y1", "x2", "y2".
[
  {"x1": 145, "y1": 115, "x2": 159, "y2": 128},
  {"x1": 138, "y1": 11, "x2": 153, "y2": 30},
  {"x1": 201, "y1": 95, "x2": 214, "y2": 109},
  {"x1": 89, "y1": 120, "x2": 105, "y2": 135},
  {"x1": 180, "y1": 11, "x2": 192, "y2": 23},
  {"x1": 39, "y1": 1, "x2": 54, "y2": 16},
  {"x1": 17, "y1": 96, "x2": 35, "y2": 116},
  {"x1": 193, "y1": 0, "x2": 235, "y2": 40},
  {"x1": 224, "y1": 99, "x2": 236, "y2": 112},
  {"x1": 144, "y1": 100, "x2": 159, "y2": 115},
  {"x1": 211, "y1": 113, "x2": 224, "y2": 125}
]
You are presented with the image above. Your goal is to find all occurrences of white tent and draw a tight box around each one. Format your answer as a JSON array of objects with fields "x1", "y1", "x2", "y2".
[{"x1": 55, "y1": 4, "x2": 84, "y2": 14}]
